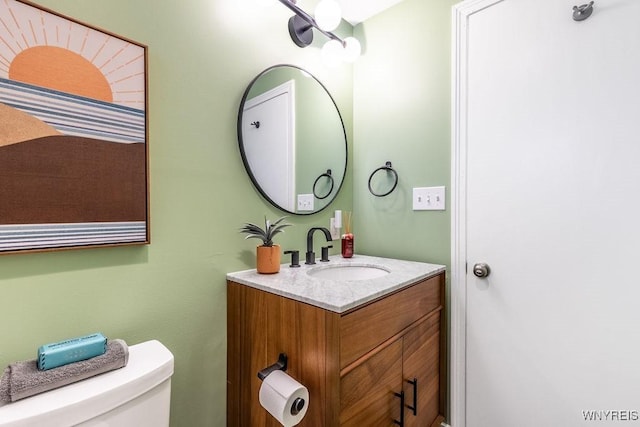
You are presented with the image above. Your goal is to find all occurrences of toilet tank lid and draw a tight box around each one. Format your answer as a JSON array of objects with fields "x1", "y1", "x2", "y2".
[{"x1": 0, "y1": 339, "x2": 174, "y2": 427}]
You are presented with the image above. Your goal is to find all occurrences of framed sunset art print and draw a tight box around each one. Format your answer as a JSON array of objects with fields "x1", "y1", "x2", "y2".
[{"x1": 0, "y1": 0, "x2": 148, "y2": 254}]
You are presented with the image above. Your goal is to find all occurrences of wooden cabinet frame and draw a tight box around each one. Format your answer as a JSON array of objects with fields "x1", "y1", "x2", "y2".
[{"x1": 227, "y1": 273, "x2": 446, "y2": 426}]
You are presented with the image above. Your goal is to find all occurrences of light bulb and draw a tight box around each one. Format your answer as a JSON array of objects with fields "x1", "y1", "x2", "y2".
[
  {"x1": 321, "y1": 39, "x2": 343, "y2": 68},
  {"x1": 314, "y1": 0, "x2": 341, "y2": 32},
  {"x1": 342, "y1": 37, "x2": 361, "y2": 63}
]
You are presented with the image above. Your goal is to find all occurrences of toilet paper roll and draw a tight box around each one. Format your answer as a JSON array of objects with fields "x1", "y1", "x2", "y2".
[{"x1": 259, "y1": 370, "x2": 309, "y2": 427}]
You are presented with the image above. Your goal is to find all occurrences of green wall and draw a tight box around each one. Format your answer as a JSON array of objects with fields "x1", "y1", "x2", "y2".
[
  {"x1": 353, "y1": 0, "x2": 456, "y2": 266},
  {"x1": 0, "y1": 0, "x2": 456, "y2": 424},
  {"x1": 0, "y1": 0, "x2": 352, "y2": 425}
]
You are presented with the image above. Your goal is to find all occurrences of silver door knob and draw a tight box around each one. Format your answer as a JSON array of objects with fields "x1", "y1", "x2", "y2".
[{"x1": 473, "y1": 263, "x2": 491, "y2": 278}]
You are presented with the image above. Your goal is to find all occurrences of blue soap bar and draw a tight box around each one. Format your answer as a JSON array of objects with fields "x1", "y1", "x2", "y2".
[{"x1": 37, "y1": 333, "x2": 107, "y2": 371}]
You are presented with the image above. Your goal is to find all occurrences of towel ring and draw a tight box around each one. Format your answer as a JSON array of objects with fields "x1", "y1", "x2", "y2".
[
  {"x1": 368, "y1": 161, "x2": 398, "y2": 197},
  {"x1": 313, "y1": 169, "x2": 334, "y2": 200}
]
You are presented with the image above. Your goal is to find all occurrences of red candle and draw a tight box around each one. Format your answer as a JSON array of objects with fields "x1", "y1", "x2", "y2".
[{"x1": 341, "y1": 233, "x2": 354, "y2": 258}]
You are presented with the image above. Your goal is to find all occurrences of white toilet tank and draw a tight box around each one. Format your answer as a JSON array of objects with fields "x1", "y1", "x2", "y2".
[{"x1": 0, "y1": 339, "x2": 174, "y2": 427}]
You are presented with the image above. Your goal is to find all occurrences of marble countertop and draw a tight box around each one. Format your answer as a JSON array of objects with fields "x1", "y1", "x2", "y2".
[{"x1": 226, "y1": 254, "x2": 446, "y2": 313}]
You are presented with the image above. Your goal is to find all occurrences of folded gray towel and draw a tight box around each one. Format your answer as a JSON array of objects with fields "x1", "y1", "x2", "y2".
[{"x1": 0, "y1": 339, "x2": 129, "y2": 403}]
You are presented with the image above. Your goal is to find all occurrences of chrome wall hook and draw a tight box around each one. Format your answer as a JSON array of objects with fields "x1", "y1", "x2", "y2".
[{"x1": 573, "y1": 1, "x2": 594, "y2": 21}]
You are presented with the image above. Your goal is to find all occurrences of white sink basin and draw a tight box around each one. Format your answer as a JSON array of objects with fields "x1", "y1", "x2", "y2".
[{"x1": 307, "y1": 264, "x2": 390, "y2": 281}]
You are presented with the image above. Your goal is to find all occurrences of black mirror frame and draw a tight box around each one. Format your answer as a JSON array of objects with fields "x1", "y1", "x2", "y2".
[{"x1": 237, "y1": 64, "x2": 348, "y2": 215}]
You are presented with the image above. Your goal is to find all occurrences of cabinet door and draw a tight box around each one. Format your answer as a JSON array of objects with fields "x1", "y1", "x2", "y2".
[
  {"x1": 402, "y1": 313, "x2": 441, "y2": 427},
  {"x1": 340, "y1": 339, "x2": 404, "y2": 427}
]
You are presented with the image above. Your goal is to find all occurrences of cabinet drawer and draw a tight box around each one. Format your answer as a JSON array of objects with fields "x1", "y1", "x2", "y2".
[{"x1": 339, "y1": 274, "x2": 442, "y2": 370}]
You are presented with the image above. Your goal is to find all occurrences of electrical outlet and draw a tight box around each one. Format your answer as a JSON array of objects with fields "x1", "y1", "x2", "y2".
[
  {"x1": 413, "y1": 186, "x2": 446, "y2": 211},
  {"x1": 297, "y1": 194, "x2": 314, "y2": 211}
]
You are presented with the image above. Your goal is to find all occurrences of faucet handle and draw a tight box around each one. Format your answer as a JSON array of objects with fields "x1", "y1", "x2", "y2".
[
  {"x1": 284, "y1": 250, "x2": 300, "y2": 268},
  {"x1": 305, "y1": 251, "x2": 315, "y2": 265},
  {"x1": 320, "y1": 245, "x2": 333, "y2": 262}
]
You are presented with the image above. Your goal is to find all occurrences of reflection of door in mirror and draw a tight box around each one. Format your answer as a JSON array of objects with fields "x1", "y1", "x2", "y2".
[{"x1": 242, "y1": 80, "x2": 295, "y2": 212}]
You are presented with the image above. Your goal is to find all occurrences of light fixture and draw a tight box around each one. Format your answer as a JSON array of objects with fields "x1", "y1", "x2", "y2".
[
  {"x1": 276, "y1": 0, "x2": 361, "y2": 63},
  {"x1": 342, "y1": 37, "x2": 361, "y2": 63},
  {"x1": 314, "y1": 0, "x2": 341, "y2": 32}
]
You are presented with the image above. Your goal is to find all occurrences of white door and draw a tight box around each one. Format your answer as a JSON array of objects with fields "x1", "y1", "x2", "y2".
[
  {"x1": 452, "y1": 0, "x2": 640, "y2": 425},
  {"x1": 243, "y1": 80, "x2": 295, "y2": 211}
]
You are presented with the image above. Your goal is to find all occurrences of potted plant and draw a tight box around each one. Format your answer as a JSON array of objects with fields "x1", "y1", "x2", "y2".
[{"x1": 240, "y1": 216, "x2": 291, "y2": 274}]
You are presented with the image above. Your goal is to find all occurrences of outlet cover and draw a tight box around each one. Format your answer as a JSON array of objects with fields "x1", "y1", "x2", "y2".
[
  {"x1": 297, "y1": 194, "x2": 314, "y2": 211},
  {"x1": 413, "y1": 186, "x2": 446, "y2": 211}
]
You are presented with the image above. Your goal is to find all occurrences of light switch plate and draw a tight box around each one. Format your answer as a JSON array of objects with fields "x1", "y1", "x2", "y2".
[
  {"x1": 413, "y1": 186, "x2": 446, "y2": 211},
  {"x1": 297, "y1": 194, "x2": 314, "y2": 211}
]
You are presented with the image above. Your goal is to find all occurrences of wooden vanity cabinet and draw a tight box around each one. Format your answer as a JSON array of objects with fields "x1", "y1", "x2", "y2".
[
  {"x1": 227, "y1": 272, "x2": 446, "y2": 427},
  {"x1": 339, "y1": 309, "x2": 442, "y2": 427}
]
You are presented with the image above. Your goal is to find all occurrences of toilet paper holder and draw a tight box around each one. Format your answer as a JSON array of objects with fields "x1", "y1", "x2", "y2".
[
  {"x1": 257, "y1": 353, "x2": 288, "y2": 381},
  {"x1": 258, "y1": 353, "x2": 306, "y2": 417}
]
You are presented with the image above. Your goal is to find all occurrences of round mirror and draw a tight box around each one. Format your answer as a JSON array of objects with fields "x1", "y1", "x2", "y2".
[{"x1": 238, "y1": 65, "x2": 347, "y2": 215}]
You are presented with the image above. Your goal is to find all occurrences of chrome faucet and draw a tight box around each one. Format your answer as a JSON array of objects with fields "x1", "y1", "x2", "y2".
[{"x1": 305, "y1": 227, "x2": 332, "y2": 265}]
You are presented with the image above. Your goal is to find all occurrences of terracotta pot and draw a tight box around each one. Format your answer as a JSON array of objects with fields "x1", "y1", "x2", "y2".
[{"x1": 256, "y1": 245, "x2": 281, "y2": 274}]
